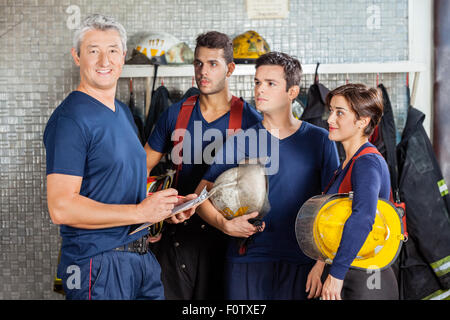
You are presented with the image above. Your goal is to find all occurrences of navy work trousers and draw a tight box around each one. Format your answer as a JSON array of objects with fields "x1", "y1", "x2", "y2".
[{"x1": 60, "y1": 250, "x2": 164, "y2": 300}]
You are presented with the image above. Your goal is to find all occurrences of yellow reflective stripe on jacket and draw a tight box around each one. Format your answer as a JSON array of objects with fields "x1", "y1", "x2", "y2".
[
  {"x1": 423, "y1": 288, "x2": 450, "y2": 300},
  {"x1": 430, "y1": 255, "x2": 450, "y2": 277},
  {"x1": 438, "y1": 179, "x2": 448, "y2": 196}
]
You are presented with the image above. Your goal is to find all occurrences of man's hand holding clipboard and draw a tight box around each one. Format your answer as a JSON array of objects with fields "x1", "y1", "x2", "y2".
[
  {"x1": 129, "y1": 187, "x2": 211, "y2": 236},
  {"x1": 164, "y1": 192, "x2": 198, "y2": 224}
]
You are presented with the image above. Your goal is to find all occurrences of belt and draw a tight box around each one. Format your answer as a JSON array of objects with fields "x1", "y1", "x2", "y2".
[{"x1": 114, "y1": 235, "x2": 149, "y2": 255}]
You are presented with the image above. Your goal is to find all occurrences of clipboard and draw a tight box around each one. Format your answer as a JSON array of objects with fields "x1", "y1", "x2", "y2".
[{"x1": 129, "y1": 187, "x2": 212, "y2": 235}]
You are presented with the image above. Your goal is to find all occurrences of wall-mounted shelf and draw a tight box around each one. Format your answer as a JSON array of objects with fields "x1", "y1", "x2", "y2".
[
  {"x1": 121, "y1": 61, "x2": 426, "y2": 118},
  {"x1": 120, "y1": 61, "x2": 426, "y2": 78}
]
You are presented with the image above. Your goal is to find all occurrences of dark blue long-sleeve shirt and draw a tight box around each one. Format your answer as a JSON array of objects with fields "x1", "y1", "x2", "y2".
[{"x1": 325, "y1": 142, "x2": 391, "y2": 280}]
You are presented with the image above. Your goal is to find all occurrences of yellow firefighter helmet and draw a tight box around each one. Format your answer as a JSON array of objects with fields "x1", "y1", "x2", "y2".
[
  {"x1": 295, "y1": 193, "x2": 405, "y2": 271},
  {"x1": 232, "y1": 30, "x2": 270, "y2": 64}
]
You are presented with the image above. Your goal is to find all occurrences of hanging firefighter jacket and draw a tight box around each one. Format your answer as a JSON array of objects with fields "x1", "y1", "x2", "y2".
[
  {"x1": 128, "y1": 79, "x2": 145, "y2": 145},
  {"x1": 144, "y1": 85, "x2": 172, "y2": 143},
  {"x1": 396, "y1": 106, "x2": 450, "y2": 299},
  {"x1": 398, "y1": 232, "x2": 449, "y2": 300},
  {"x1": 300, "y1": 64, "x2": 330, "y2": 130},
  {"x1": 371, "y1": 84, "x2": 399, "y2": 194},
  {"x1": 179, "y1": 86, "x2": 200, "y2": 102},
  {"x1": 300, "y1": 64, "x2": 345, "y2": 162},
  {"x1": 144, "y1": 86, "x2": 201, "y2": 143}
]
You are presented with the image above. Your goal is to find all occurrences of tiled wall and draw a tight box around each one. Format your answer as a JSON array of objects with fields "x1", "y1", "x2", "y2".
[{"x1": 0, "y1": 0, "x2": 409, "y2": 299}]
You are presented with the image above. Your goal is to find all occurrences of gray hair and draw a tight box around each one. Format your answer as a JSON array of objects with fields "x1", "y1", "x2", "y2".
[{"x1": 73, "y1": 14, "x2": 127, "y2": 55}]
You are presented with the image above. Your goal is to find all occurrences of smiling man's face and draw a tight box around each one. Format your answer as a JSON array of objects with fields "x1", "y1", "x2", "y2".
[{"x1": 72, "y1": 28, "x2": 125, "y2": 91}]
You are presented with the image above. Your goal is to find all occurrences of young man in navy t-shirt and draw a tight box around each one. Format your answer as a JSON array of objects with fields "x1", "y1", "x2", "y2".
[
  {"x1": 143, "y1": 31, "x2": 262, "y2": 299},
  {"x1": 43, "y1": 14, "x2": 196, "y2": 300},
  {"x1": 196, "y1": 52, "x2": 340, "y2": 299}
]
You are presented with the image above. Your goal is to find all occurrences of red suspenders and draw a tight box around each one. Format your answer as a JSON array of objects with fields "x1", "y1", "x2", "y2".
[
  {"x1": 338, "y1": 147, "x2": 381, "y2": 193},
  {"x1": 172, "y1": 95, "x2": 244, "y2": 187},
  {"x1": 323, "y1": 147, "x2": 381, "y2": 194}
]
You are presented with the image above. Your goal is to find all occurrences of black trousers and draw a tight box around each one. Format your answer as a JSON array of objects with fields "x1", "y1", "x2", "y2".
[
  {"x1": 322, "y1": 265, "x2": 399, "y2": 300},
  {"x1": 149, "y1": 215, "x2": 228, "y2": 300}
]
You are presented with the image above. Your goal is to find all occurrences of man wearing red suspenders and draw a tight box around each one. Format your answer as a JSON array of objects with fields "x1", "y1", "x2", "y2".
[{"x1": 143, "y1": 31, "x2": 262, "y2": 299}]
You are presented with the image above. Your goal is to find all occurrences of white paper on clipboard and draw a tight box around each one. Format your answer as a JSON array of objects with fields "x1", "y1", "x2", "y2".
[{"x1": 129, "y1": 187, "x2": 212, "y2": 235}]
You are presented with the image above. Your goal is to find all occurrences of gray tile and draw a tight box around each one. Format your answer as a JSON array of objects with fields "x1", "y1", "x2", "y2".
[{"x1": 0, "y1": 0, "x2": 410, "y2": 299}]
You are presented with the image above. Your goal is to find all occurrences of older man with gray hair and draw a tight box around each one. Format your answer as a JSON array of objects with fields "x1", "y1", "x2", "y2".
[{"x1": 43, "y1": 14, "x2": 197, "y2": 300}]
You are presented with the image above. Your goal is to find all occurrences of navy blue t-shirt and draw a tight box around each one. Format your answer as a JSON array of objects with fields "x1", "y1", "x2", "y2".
[
  {"x1": 203, "y1": 121, "x2": 340, "y2": 264},
  {"x1": 43, "y1": 91, "x2": 148, "y2": 268},
  {"x1": 148, "y1": 96, "x2": 262, "y2": 196},
  {"x1": 325, "y1": 142, "x2": 391, "y2": 280}
]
